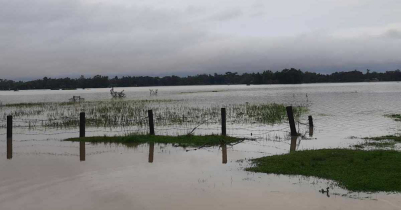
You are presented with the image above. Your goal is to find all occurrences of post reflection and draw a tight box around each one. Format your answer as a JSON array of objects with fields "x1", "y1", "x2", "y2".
[
  {"x1": 309, "y1": 126, "x2": 314, "y2": 137},
  {"x1": 148, "y1": 142, "x2": 154, "y2": 163},
  {"x1": 7, "y1": 137, "x2": 12, "y2": 159},
  {"x1": 221, "y1": 143, "x2": 227, "y2": 164},
  {"x1": 80, "y1": 141, "x2": 85, "y2": 161},
  {"x1": 290, "y1": 136, "x2": 297, "y2": 152}
]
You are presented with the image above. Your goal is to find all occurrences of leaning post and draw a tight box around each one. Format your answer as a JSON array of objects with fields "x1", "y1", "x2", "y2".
[{"x1": 286, "y1": 106, "x2": 297, "y2": 136}]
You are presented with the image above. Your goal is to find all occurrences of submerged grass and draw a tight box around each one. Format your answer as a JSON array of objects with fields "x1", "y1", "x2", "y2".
[
  {"x1": 385, "y1": 114, "x2": 401, "y2": 121},
  {"x1": 364, "y1": 135, "x2": 401, "y2": 142},
  {"x1": 246, "y1": 149, "x2": 401, "y2": 192},
  {"x1": 352, "y1": 135, "x2": 401, "y2": 149},
  {"x1": 66, "y1": 134, "x2": 242, "y2": 147},
  {"x1": 353, "y1": 141, "x2": 396, "y2": 149},
  {"x1": 2, "y1": 99, "x2": 308, "y2": 129}
]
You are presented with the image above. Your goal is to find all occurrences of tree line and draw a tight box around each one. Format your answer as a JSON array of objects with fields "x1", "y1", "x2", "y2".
[{"x1": 1, "y1": 68, "x2": 401, "y2": 90}]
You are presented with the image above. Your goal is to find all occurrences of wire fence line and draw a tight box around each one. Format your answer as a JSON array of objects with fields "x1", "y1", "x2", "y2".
[
  {"x1": 1, "y1": 123, "x2": 296, "y2": 141},
  {"x1": 2, "y1": 107, "x2": 313, "y2": 142}
]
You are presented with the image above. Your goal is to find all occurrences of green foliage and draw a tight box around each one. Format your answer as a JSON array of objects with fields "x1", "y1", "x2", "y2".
[{"x1": 247, "y1": 149, "x2": 401, "y2": 192}]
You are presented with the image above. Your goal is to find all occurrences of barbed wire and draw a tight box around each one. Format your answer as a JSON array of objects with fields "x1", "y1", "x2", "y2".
[
  {"x1": 297, "y1": 121, "x2": 309, "y2": 126},
  {"x1": 1, "y1": 123, "x2": 291, "y2": 134}
]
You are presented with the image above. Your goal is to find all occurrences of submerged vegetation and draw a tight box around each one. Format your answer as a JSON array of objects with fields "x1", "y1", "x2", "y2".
[
  {"x1": 1, "y1": 100, "x2": 308, "y2": 129},
  {"x1": 385, "y1": 114, "x2": 401, "y2": 121},
  {"x1": 66, "y1": 134, "x2": 242, "y2": 147},
  {"x1": 246, "y1": 149, "x2": 401, "y2": 192},
  {"x1": 364, "y1": 135, "x2": 401, "y2": 142},
  {"x1": 353, "y1": 141, "x2": 396, "y2": 149},
  {"x1": 352, "y1": 135, "x2": 401, "y2": 149}
]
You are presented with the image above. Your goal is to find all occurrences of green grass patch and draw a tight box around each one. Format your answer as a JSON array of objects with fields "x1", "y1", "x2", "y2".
[
  {"x1": 246, "y1": 149, "x2": 401, "y2": 192},
  {"x1": 66, "y1": 134, "x2": 242, "y2": 147}
]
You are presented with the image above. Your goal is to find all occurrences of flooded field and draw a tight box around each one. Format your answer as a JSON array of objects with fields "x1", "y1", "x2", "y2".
[{"x1": 1, "y1": 82, "x2": 401, "y2": 209}]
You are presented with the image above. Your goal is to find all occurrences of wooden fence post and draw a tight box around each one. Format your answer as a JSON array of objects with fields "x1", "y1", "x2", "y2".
[
  {"x1": 308, "y1": 115, "x2": 314, "y2": 137},
  {"x1": 308, "y1": 115, "x2": 314, "y2": 127},
  {"x1": 148, "y1": 110, "x2": 155, "y2": 135},
  {"x1": 286, "y1": 106, "x2": 297, "y2": 136},
  {"x1": 221, "y1": 108, "x2": 226, "y2": 136},
  {"x1": 7, "y1": 115, "x2": 12, "y2": 159},
  {"x1": 80, "y1": 112, "x2": 85, "y2": 138}
]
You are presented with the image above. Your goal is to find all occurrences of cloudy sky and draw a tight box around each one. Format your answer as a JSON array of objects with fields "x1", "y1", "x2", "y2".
[{"x1": 1, "y1": 0, "x2": 401, "y2": 79}]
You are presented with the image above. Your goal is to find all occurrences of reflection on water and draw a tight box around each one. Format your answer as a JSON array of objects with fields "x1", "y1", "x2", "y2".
[
  {"x1": 80, "y1": 142, "x2": 85, "y2": 161},
  {"x1": 7, "y1": 137, "x2": 12, "y2": 159},
  {"x1": 1, "y1": 138, "x2": 400, "y2": 209},
  {"x1": 148, "y1": 142, "x2": 154, "y2": 163},
  {"x1": 290, "y1": 136, "x2": 298, "y2": 152},
  {"x1": 221, "y1": 143, "x2": 227, "y2": 164}
]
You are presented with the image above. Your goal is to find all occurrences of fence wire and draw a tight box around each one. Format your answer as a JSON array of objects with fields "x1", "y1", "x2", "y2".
[{"x1": 1, "y1": 111, "x2": 312, "y2": 142}]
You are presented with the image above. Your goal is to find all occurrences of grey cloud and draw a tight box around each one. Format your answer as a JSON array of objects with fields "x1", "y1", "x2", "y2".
[
  {"x1": 206, "y1": 9, "x2": 243, "y2": 22},
  {"x1": 0, "y1": 0, "x2": 401, "y2": 80}
]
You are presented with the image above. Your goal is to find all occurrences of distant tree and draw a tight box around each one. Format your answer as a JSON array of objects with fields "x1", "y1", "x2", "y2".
[{"x1": 2, "y1": 68, "x2": 401, "y2": 90}]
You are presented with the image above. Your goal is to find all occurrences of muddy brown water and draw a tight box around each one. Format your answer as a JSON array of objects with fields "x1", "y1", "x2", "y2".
[{"x1": 1, "y1": 82, "x2": 401, "y2": 209}]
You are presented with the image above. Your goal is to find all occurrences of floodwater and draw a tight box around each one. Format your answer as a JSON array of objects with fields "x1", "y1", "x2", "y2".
[{"x1": 1, "y1": 82, "x2": 401, "y2": 210}]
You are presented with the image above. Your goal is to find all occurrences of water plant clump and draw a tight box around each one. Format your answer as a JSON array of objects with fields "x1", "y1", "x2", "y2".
[{"x1": 241, "y1": 103, "x2": 307, "y2": 124}]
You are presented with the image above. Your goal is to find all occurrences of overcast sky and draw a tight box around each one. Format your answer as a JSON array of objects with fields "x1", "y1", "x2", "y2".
[{"x1": 1, "y1": 0, "x2": 401, "y2": 79}]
